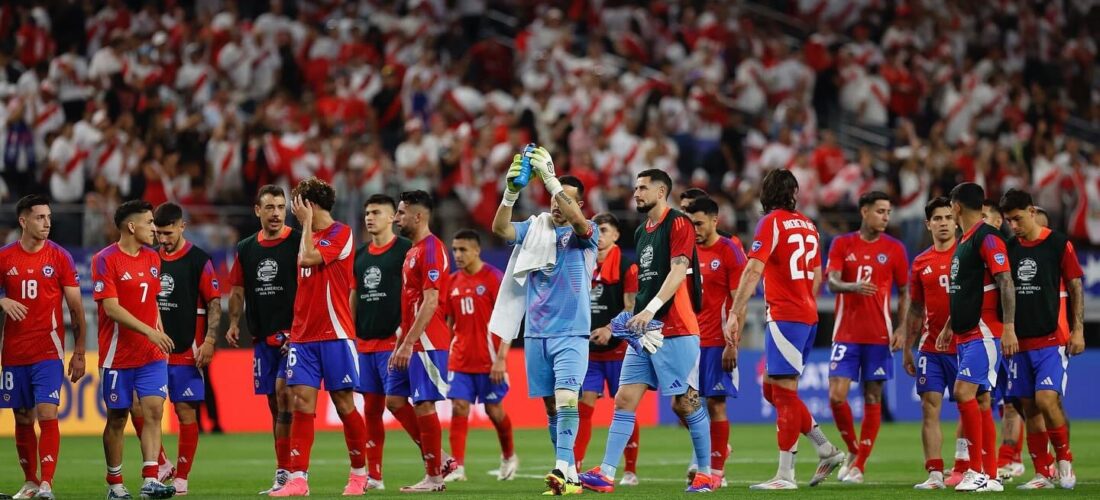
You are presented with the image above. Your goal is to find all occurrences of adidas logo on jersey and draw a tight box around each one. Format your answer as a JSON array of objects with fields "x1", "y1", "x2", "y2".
[
  {"x1": 342, "y1": 374, "x2": 353, "y2": 384},
  {"x1": 669, "y1": 380, "x2": 684, "y2": 389},
  {"x1": 182, "y1": 388, "x2": 195, "y2": 397},
  {"x1": 873, "y1": 367, "x2": 886, "y2": 376},
  {"x1": 712, "y1": 382, "x2": 725, "y2": 391},
  {"x1": 121, "y1": 272, "x2": 133, "y2": 281},
  {"x1": 923, "y1": 266, "x2": 933, "y2": 275},
  {"x1": 49, "y1": 390, "x2": 60, "y2": 399},
  {"x1": 846, "y1": 254, "x2": 857, "y2": 262},
  {"x1": 1040, "y1": 376, "x2": 1054, "y2": 386},
  {"x1": 6, "y1": 267, "x2": 17, "y2": 276},
  {"x1": 960, "y1": 368, "x2": 972, "y2": 376}
]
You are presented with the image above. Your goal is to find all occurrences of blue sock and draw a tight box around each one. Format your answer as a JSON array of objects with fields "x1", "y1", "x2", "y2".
[
  {"x1": 555, "y1": 407, "x2": 579, "y2": 472},
  {"x1": 548, "y1": 412, "x2": 558, "y2": 448},
  {"x1": 685, "y1": 406, "x2": 711, "y2": 475},
  {"x1": 598, "y1": 410, "x2": 636, "y2": 479}
]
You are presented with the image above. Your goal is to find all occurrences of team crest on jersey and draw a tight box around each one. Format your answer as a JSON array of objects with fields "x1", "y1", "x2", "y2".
[
  {"x1": 994, "y1": 253, "x2": 1006, "y2": 266},
  {"x1": 211, "y1": 278, "x2": 219, "y2": 290},
  {"x1": 159, "y1": 274, "x2": 175, "y2": 298},
  {"x1": 94, "y1": 280, "x2": 105, "y2": 293},
  {"x1": 428, "y1": 270, "x2": 440, "y2": 282},
  {"x1": 257, "y1": 258, "x2": 279, "y2": 283},
  {"x1": 710, "y1": 258, "x2": 721, "y2": 271},
  {"x1": 319, "y1": 239, "x2": 331, "y2": 247},
  {"x1": 476, "y1": 285, "x2": 486, "y2": 296},
  {"x1": 408, "y1": 257, "x2": 417, "y2": 269},
  {"x1": 42, "y1": 265, "x2": 54, "y2": 277},
  {"x1": 558, "y1": 232, "x2": 571, "y2": 249},
  {"x1": 877, "y1": 253, "x2": 887, "y2": 264},
  {"x1": 1017, "y1": 258, "x2": 1038, "y2": 282},
  {"x1": 150, "y1": 267, "x2": 159, "y2": 278},
  {"x1": 591, "y1": 283, "x2": 604, "y2": 300},
  {"x1": 364, "y1": 266, "x2": 382, "y2": 289},
  {"x1": 751, "y1": 240, "x2": 762, "y2": 253},
  {"x1": 639, "y1": 245, "x2": 654, "y2": 269}
]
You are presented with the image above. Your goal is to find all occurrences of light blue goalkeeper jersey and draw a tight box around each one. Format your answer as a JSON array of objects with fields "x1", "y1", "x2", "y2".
[{"x1": 510, "y1": 218, "x2": 599, "y2": 338}]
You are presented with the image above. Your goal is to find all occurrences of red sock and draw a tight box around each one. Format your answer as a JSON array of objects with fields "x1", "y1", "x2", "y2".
[
  {"x1": 710, "y1": 420, "x2": 730, "y2": 471},
  {"x1": 338, "y1": 409, "x2": 368, "y2": 469},
  {"x1": 957, "y1": 399, "x2": 984, "y2": 473},
  {"x1": 417, "y1": 413, "x2": 443, "y2": 477},
  {"x1": 131, "y1": 416, "x2": 169, "y2": 467},
  {"x1": 15, "y1": 421, "x2": 38, "y2": 482},
  {"x1": 142, "y1": 462, "x2": 158, "y2": 479},
  {"x1": 492, "y1": 414, "x2": 515, "y2": 460},
  {"x1": 1026, "y1": 430, "x2": 1054, "y2": 476},
  {"x1": 392, "y1": 403, "x2": 422, "y2": 450},
  {"x1": 772, "y1": 386, "x2": 803, "y2": 452},
  {"x1": 830, "y1": 400, "x2": 859, "y2": 454},
  {"x1": 175, "y1": 422, "x2": 199, "y2": 480},
  {"x1": 953, "y1": 459, "x2": 970, "y2": 473},
  {"x1": 762, "y1": 382, "x2": 775, "y2": 405},
  {"x1": 798, "y1": 400, "x2": 814, "y2": 434},
  {"x1": 1012, "y1": 422, "x2": 1024, "y2": 462},
  {"x1": 449, "y1": 413, "x2": 468, "y2": 466},
  {"x1": 106, "y1": 467, "x2": 124, "y2": 485},
  {"x1": 997, "y1": 442, "x2": 1016, "y2": 467},
  {"x1": 275, "y1": 436, "x2": 291, "y2": 471},
  {"x1": 981, "y1": 407, "x2": 996, "y2": 476},
  {"x1": 363, "y1": 394, "x2": 386, "y2": 480},
  {"x1": 288, "y1": 411, "x2": 316, "y2": 473},
  {"x1": 575, "y1": 402, "x2": 595, "y2": 467},
  {"x1": 1048, "y1": 424, "x2": 1073, "y2": 462},
  {"x1": 38, "y1": 419, "x2": 59, "y2": 484},
  {"x1": 925, "y1": 458, "x2": 944, "y2": 473},
  {"x1": 853, "y1": 403, "x2": 881, "y2": 472},
  {"x1": 624, "y1": 422, "x2": 640, "y2": 473}
]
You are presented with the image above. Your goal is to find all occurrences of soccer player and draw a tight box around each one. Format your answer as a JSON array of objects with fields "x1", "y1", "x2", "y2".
[
  {"x1": 726, "y1": 169, "x2": 845, "y2": 490},
  {"x1": 225, "y1": 185, "x2": 302, "y2": 494},
  {"x1": 1000, "y1": 188, "x2": 1082, "y2": 489},
  {"x1": 152, "y1": 203, "x2": 221, "y2": 496},
  {"x1": 352, "y1": 193, "x2": 411, "y2": 491},
  {"x1": 901, "y1": 196, "x2": 967, "y2": 489},
  {"x1": 444, "y1": 229, "x2": 517, "y2": 481},
  {"x1": 576, "y1": 213, "x2": 640, "y2": 483},
  {"x1": 678, "y1": 188, "x2": 709, "y2": 212},
  {"x1": 492, "y1": 149, "x2": 598, "y2": 495},
  {"x1": 686, "y1": 197, "x2": 746, "y2": 488},
  {"x1": 580, "y1": 168, "x2": 715, "y2": 494},
  {"x1": 935, "y1": 182, "x2": 1018, "y2": 492},
  {"x1": 825, "y1": 191, "x2": 910, "y2": 484},
  {"x1": 390, "y1": 189, "x2": 453, "y2": 493},
  {"x1": 0, "y1": 195, "x2": 86, "y2": 500},
  {"x1": 272, "y1": 177, "x2": 368, "y2": 497},
  {"x1": 93, "y1": 200, "x2": 176, "y2": 499}
]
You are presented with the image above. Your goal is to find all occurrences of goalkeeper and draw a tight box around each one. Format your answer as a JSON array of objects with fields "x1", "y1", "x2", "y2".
[{"x1": 491, "y1": 147, "x2": 599, "y2": 495}]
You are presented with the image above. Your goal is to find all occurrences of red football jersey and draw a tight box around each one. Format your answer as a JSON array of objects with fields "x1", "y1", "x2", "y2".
[
  {"x1": 910, "y1": 243, "x2": 957, "y2": 354},
  {"x1": 161, "y1": 243, "x2": 221, "y2": 365},
  {"x1": 92, "y1": 244, "x2": 164, "y2": 369},
  {"x1": 446, "y1": 264, "x2": 503, "y2": 373},
  {"x1": 1018, "y1": 228, "x2": 1084, "y2": 351},
  {"x1": 402, "y1": 234, "x2": 451, "y2": 351},
  {"x1": 290, "y1": 222, "x2": 355, "y2": 343},
  {"x1": 0, "y1": 241, "x2": 80, "y2": 366},
  {"x1": 827, "y1": 232, "x2": 909, "y2": 344},
  {"x1": 954, "y1": 223, "x2": 1012, "y2": 344},
  {"x1": 697, "y1": 236, "x2": 747, "y2": 347},
  {"x1": 747, "y1": 209, "x2": 821, "y2": 324}
]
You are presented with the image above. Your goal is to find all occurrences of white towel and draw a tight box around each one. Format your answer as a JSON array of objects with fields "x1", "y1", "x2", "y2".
[{"x1": 489, "y1": 213, "x2": 558, "y2": 341}]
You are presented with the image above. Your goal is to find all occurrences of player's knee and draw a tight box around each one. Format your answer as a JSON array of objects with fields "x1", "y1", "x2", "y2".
[
  {"x1": 554, "y1": 389, "x2": 578, "y2": 410},
  {"x1": 672, "y1": 388, "x2": 701, "y2": 417},
  {"x1": 13, "y1": 408, "x2": 34, "y2": 425},
  {"x1": 485, "y1": 404, "x2": 505, "y2": 422},
  {"x1": 413, "y1": 401, "x2": 436, "y2": 416},
  {"x1": 175, "y1": 403, "x2": 198, "y2": 424},
  {"x1": 542, "y1": 396, "x2": 557, "y2": 416},
  {"x1": 330, "y1": 391, "x2": 356, "y2": 415},
  {"x1": 1034, "y1": 391, "x2": 1061, "y2": 413},
  {"x1": 920, "y1": 395, "x2": 941, "y2": 414},
  {"x1": 386, "y1": 396, "x2": 406, "y2": 414},
  {"x1": 106, "y1": 410, "x2": 129, "y2": 430},
  {"x1": 276, "y1": 411, "x2": 293, "y2": 425},
  {"x1": 451, "y1": 399, "x2": 470, "y2": 416},
  {"x1": 706, "y1": 397, "x2": 726, "y2": 416}
]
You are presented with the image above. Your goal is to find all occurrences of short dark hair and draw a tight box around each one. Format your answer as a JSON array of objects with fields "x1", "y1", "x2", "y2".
[
  {"x1": 292, "y1": 177, "x2": 336, "y2": 211},
  {"x1": 153, "y1": 202, "x2": 184, "y2": 226},
  {"x1": 114, "y1": 200, "x2": 154, "y2": 228},
  {"x1": 365, "y1": 193, "x2": 397, "y2": 212},
  {"x1": 924, "y1": 196, "x2": 951, "y2": 220},
  {"x1": 637, "y1": 169, "x2": 672, "y2": 198},
  {"x1": 999, "y1": 188, "x2": 1033, "y2": 213},
  {"x1": 760, "y1": 169, "x2": 799, "y2": 213},
  {"x1": 453, "y1": 228, "x2": 480, "y2": 245},
  {"x1": 859, "y1": 191, "x2": 890, "y2": 209},
  {"x1": 686, "y1": 197, "x2": 720, "y2": 216},
  {"x1": 983, "y1": 198, "x2": 1003, "y2": 216},
  {"x1": 949, "y1": 182, "x2": 984, "y2": 211},
  {"x1": 593, "y1": 212, "x2": 621, "y2": 231},
  {"x1": 255, "y1": 184, "x2": 285, "y2": 205},
  {"x1": 679, "y1": 188, "x2": 709, "y2": 201},
  {"x1": 15, "y1": 194, "x2": 49, "y2": 217},
  {"x1": 559, "y1": 175, "x2": 585, "y2": 199},
  {"x1": 400, "y1": 190, "x2": 434, "y2": 212}
]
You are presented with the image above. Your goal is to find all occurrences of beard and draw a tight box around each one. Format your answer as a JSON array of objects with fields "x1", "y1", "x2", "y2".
[
  {"x1": 398, "y1": 224, "x2": 414, "y2": 238},
  {"x1": 635, "y1": 200, "x2": 654, "y2": 213}
]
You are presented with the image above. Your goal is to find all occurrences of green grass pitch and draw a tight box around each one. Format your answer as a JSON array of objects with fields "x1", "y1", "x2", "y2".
[{"x1": 4, "y1": 422, "x2": 1098, "y2": 498}]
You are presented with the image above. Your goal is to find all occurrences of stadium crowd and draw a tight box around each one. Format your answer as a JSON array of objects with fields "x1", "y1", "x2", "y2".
[{"x1": 0, "y1": 0, "x2": 1097, "y2": 256}]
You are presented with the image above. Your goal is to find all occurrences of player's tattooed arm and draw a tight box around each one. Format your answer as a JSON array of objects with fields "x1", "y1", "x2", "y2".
[
  {"x1": 226, "y1": 286, "x2": 244, "y2": 347},
  {"x1": 890, "y1": 284, "x2": 911, "y2": 351},
  {"x1": 205, "y1": 296, "x2": 221, "y2": 343},
  {"x1": 906, "y1": 300, "x2": 925, "y2": 347},
  {"x1": 1068, "y1": 277, "x2": 1086, "y2": 355},
  {"x1": 828, "y1": 270, "x2": 877, "y2": 295},
  {"x1": 994, "y1": 271, "x2": 1016, "y2": 324},
  {"x1": 553, "y1": 189, "x2": 589, "y2": 236}
]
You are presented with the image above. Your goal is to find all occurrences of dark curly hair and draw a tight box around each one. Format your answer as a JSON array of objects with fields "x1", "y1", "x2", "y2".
[
  {"x1": 760, "y1": 169, "x2": 798, "y2": 213},
  {"x1": 292, "y1": 177, "x2": 336, "y2": 212}
]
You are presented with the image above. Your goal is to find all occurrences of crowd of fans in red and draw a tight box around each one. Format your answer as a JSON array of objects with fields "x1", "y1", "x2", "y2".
[{"x1": 0, "y1": 0, "x2": 1096, "y2": 254}]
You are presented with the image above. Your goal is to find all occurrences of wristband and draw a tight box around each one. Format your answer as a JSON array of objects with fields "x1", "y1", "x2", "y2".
[
  {"x1": 643, "y1": 297, "x2": 665, "y2": 315},
  {"x1": 543, "y1": 176, "x2": 564, "y2": 198},
  {"x1": 502, "y1": 189, "x2": 519, "y2": 207}
]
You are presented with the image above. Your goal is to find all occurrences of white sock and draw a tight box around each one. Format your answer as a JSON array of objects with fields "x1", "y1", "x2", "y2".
[
  {"x1": 109, "y1": 484, "x2": 127, "y2": 494},
  {"x1": 350, "y1": 467, "x2": 366, "y2": 476},
  {"x1": 289, "y1": 471, "x2": 306, "y2": 480},
  {"x1": 778, "y1": 451, "x2": 797, "y2": 481},
  {"x1": 930, "y1": 470, "x2": 944, "y2": 480},
  {"x1": 955, "y1": 438, "x2": 969, "y2": 460},
  {"x1": 143, "y1": 477, "x2": 157, "y2": 485}
]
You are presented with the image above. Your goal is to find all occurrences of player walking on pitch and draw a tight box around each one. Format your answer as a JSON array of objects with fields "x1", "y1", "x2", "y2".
[
  {"x1": 93, "y1": 200, "x2": 176, "y2": 499},
  {"x1": 826, "y1": 191, "x2": 910, "y2": 484},
  {"x1": 1000, "y1": 188, "x2": 1082, "y2": 490},
  {"x1": 935, "y1": 182, "x2": 1018, "y2": 492},
  {"x1": 685, "y1": 197, "x2": 746, "y2": 489},
  {"x1": 726, "y1": 169, "x2": 846, "y2": 490},
  {"x1": 492, "y1": 148, "x2": 598, "y2": 495},
  {"x1": 579, "y1": 169, "x2": 714, "y2": 493},
  {"x1": 153, "y1": 203, "x2": 222, "y2": 496},
  {"x1": 902, "y1": 197, "x2": 966, "y2": 489},
  {"x1": 352, "y1": 194, "x2": 411, "y2": 491},
  {"x1": 0, "y1": 195, "x2": 87, "y2": 500},
  {"x1": 272, "y1": 178, "x2": 368, "y2": 497},
  {"x1": 226, "y1": 185, "x2": 302, "y2": 495},
  {"x1": 444, "y1": 229, "x2": 517, "y2": 481}
]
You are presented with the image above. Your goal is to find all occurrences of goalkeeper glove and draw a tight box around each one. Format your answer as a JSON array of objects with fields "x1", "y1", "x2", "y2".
[
  {"x1": 640, "y1": 329, "x2": 665, "y2": 353},
  {"x1": 503, "y1": 154, "x2": 523, "y2": 206},
  {"x1": 609, "y1": 311, "x2": 665, "y2": 354},
  {"x1": 525, "y1": 146, "x2": 563, "y2": 197}
]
